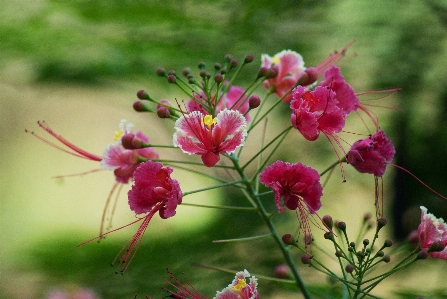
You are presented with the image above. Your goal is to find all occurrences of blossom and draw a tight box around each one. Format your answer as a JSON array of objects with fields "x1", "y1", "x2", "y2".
[
  {"x1": 110, "y1": 161, "x2": 182, "y2": 273},
  {"x1": 290, "y1": 85, "x2": 346, "y2": 141},
  {"x1": 259, "y1": 160, "x2": 322, "y2": 213},
  {"x1": 261, "y1": 50, "x2": 306, "y2": 102},
  {"x1": 47, "y1": 287, "x2": 99, "y2": 299},
  {"x1": 318, "y1": 65, "x2": 359, "y2": 114},
  {"x1": 101, "y1": 119, "x2": 159, "y2": 183},
  {"x1": 173, "y1": 109, "x2": 247, "y2": 167},
  {"x1": 346, "y1": 130, "x2": 395, "y2": 177},
  {"x1": 418, "y1": 206, "x2": 447, "y2": 260},
  {"x1": 214, "y1": 270, "x2": 259, "y2": 299},
  {"x1": 186, "y1": 86, "x2": 251, "y2": 120}
]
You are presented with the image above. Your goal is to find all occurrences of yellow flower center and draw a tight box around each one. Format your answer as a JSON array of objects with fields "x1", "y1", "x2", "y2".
[
  {"x1": 272, "y1": 55, "x2": 280, "y2": 65},
  {"x1": 202, "y1": 115, "x2": 217, "y2": 128},
  {"x1": 232, "y1": 279, "x2": 247, "y2": 292},
  {"x1": 114, "y1": 129, "x2": 124, "y2": 141}
]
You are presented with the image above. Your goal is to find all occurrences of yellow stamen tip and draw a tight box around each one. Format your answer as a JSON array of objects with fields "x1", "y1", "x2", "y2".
[
  {"x1": 202, "y1": 115, "x2": 217, "y2": 128},
  {"x1": 232, "y1": 279, "x2": 247, "y2": 292},
  {"x1": 272, "y1": 55, "x2": 280, "y2": 65},
  {"x1": 114, "y1": 129, "x2": 123, "y2": 141}
]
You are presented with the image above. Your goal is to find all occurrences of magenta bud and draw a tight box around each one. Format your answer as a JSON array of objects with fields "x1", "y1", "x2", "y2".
[
  {"x1": 297, "y1": 67, "x2": 319, "y2": 86},
  {"x1": 198, "y1": 61, "x2": 206, "y2": 70},
  {"x1": 300, "y1": 254, "x2": 311, "y2": 265},
  {"x1": 322, "y1": 215, "x2": 333, "y2": 229},
  {"x1": 377, "y1": 217, "x2": 388, "y2": 229},
  {"x1": 335, "y1": 250, "x2": 342, "y2": 257},
  {"x1": 224, "y1": 54, "x2": 233, "y2": 63},
  {"x1": 248, "y1": 95, "x2": 261, "y2": 109},
  {"x1": 136, "y1": 89, "x2": 149, "y2": 100},
  {"x1": 274, "y1": 265, "x2": 290, "y2": 279},
  {"x1": 220, "y1": 67, "x2": 228, "y2": 75},
  {"x1": 157, "y1": 106, "x2": 170, "y2": 118},
  {"x1": 266, "y1": 66, "x2": 278, "y2": 79},
  {"x1": 282, "y1": 234, "x2": 295, "y2": 246},
  {"x1": 214, "y1": 62, "x2": 221, "y2": 70},
  {"x1": 345, "y1": 264, "x2": 354, "y2": 273},
  {"x1": 337, "y1": 221, "x2": 346, "y2": 231},
  {"x1": 121, "y1": 133, "x2": 143, "y2": 149},
  {"x1": 377, "y1": 250, "x2": 384, "y2": 257},
  {"x1": 384, "y1": 239, "x2": 393, "y2": 248},
  {"x1": 133, "y1": 101, "x2": 151, "y2": 112},
  {"x1": 257, "y1": 67, "x2": 269, "y2": 78},
  {"x1": 167, "y1": 70, "x2": 176, "y2": 76},
  {"x1": 156, "y1": 67, "x2": 166, "y2": 77},
  {"x1": 229, "y1": 59, "x2": 238, "y2": 69},
  {"x1": 382, "y1": 255, "x2": 391, "y2": 263},
  {"x1": 182, "y1": 67, "x2": 192, "y2": 76},
  {"x1": 214, "y1": 74, "x2": 223, "y2": 84},
  {"x1": 324, "y1": 232, "x2": 334, "y2": 241},
  {"x1": 417, "y1": 250, "x2": 429, "y2": 260},
  {"x1": 199, "y1": 70, "x2": 207, "y2": 78},
  {"x1": 244, "y1": 54, "x2": 254, "y2": 63},
  {"x1": 167, "y1": 75, "x2": 176, "y2": 83}
]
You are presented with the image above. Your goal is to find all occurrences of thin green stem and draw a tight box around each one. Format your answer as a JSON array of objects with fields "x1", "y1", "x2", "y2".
[
  {"x1": 181, "y1": 202, "x2": 256, "y2": 211},
  {"x1": 182, "y1": 180, "x2": 245, "y2": 197},
  {"x1": 213, "y1": 233, "x2": 272, "y2": 243}
]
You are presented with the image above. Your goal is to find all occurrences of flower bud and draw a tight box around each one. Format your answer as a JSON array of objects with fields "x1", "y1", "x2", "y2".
[
  {"x1": 300, "y1": 254, "x2": 311, "y2": 265},
  {"x1": 257, "y1": 67, "x2": 269, "y2": 78},
  {"x1": 121, "y1": 133, "x2": 143, "y2": 149},
  {"x1": 377, "y1": 217, "x2": 388, "y2": 229},
  {"x1": 363, "y1": 239, "x2": 370, "y2": 247},
  {"x1": 167, "y1": 75, "x2": 176, "y2": 83},
  {"x1": 229, "y1": 59, "x2": 238, "y2": 69},
  {"x1": 133, "y1": 101, "x2": 151, "y2": 112},
  {"x1": 274, "y1": 265, "x2": 290, "y2": 279},
  {"x1": 157, "y1": 106, "x2": 170, "y2": 118},
  {"x1": 299, "y1": 67, "x2": 319, "y2": 86},
  {"x1": 324, "y1": 232, "x2": 335, "y2": 241},
  {"x1": 349, "y1": 242, "x2": 356, "y2": 248},
  {"x1": 248, "y1": 95, "x2": 261, "y2": 109},
  {"x1": 363, "y1": 212, "x2": 372, "y2": 222},
  {"x1": 214, "y1": 62, "x2": 221, "y2": 71},
  {"x1": 199, "y1": 70, "x2": 207, "y2": 78},
  {"x1": 383, "y1": 255, "x2": 391, "y2": 263},
  {"x1": 266, "y1": 66, "x2": 278, "y2": 79},
  {"x1": 214, "y1": 74, "x2": 223, "y2": 84},
  {"x1": 417, "y1": 250, "x2": 429, "y2": 260},
  {"x1": 282, "y1": 234, "x2": 295, "y2": 246},
  {"x1": 335, "y1": 250, "x2": 343, "y2": 257},
  {"x1": 156, "y1": 67, "x2": 167, "y2": 77},
  {"x1": 322, "y1": 215, "x2": 333, "y2": 229},
  {"x1": 224, "y1": 54, "x2": 233, "y2": 63},
  {"x1": 220, "y1": 67, "x2": 228, "y2": 75},
  {"x1": 337, "y1": 221, "x2": 346, "y2": 232},
  {"x1": 345, "y1": 264, "x2": 354, "y2": 273},
  {"x1": 136, "y1": 89, "x2": 149, "y2": 100},
  {"x1": 198, "y1": 61, "x2": 206, "y2": 70},
  {"x1": 384, "y1": 239, "x2": 393, "y2": 248},
  {"x1": 182, "y1": 67, "x2": 192, "y2": 77},
  {"x1": 244, "y1": 54, "x2": 254, "y2": 63},
  {"x1": 407, "y1": 230, "x2": 419, "y2": 248},
  {"x1": 377, "y1": 250, "x2": 384, "y2": 257}
]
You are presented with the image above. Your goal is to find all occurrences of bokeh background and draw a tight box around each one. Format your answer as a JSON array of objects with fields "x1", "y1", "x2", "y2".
[{"x1": 1, "y1": 0, "x2": 447, "y2": 298}]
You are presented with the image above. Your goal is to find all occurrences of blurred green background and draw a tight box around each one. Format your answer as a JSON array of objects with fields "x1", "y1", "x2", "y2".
[{"x1": 2, "y1": 0, "x2": 447, "y2": 298}]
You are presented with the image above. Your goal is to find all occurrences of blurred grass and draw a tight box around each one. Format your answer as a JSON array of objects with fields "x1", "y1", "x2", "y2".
[{"x1": 2, "y1": 0, "x2": 447, "y2": 298}]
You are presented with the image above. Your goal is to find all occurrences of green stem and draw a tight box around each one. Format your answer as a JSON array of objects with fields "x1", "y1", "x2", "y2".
[{"x1": 229, "y1": 153, "x2": 313, "y2": 299}]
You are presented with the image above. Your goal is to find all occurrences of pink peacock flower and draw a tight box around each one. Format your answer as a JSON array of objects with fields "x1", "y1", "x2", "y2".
[
  {"x1": 345, "y1": 130, "x2": 395, "y2": 177},
  {"x1": 81, "y1": 160, "x2": 182, "y2": 273},
  {"x1": 260, "y1": 161, "x2": 323, "y2": 248},
  {"x1": 101, "y1": 119, "x2": 159, "y2": 183},
  {"x1": 173, "y1": 109, "x2": 247, "y2": 167},
  {"x1": 418, "y1": 206, "x2": 447, "y2": 260},
  {"x1": 261, "y1": 50, "x2": 306, "y2": 102},
  {"x1": 290, "y1": 85, "x2": 347, "y2": 142},
  {"x1": 186, "y1": 86, "x2": 251, "y2": 121},
  {"x1": 214, "y1": 270, "x2": 259, "y2": 299}
]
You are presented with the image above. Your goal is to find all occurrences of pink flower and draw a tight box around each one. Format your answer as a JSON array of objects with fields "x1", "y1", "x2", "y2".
[
  {"x1": 173, "y1": 109, "x2": 247, "y2": 167},
  {"x1": 214, "y1": 270, "x2": 259, "y2": 299},
  {"x1": 47, "y1": 287, "x2": 99, "y2": 299},
  {"x1": 418, "y1": 206, "x2": 447, "y2": 260},
  {"x1": 346, "y1": 130, "x2": 395, "y2": 177},
  {"x1": 290, "y1": 85, "x2": 346, "y2": 141},
  {"x1": 318, "y1": 65, "x2": 359, "y2": 115},
  {"x1": 186, "y1": 86, "x2": 251, "y2": 121},
  {"x1": 101, "y1": 120, "x2": 159, "y2": 183},
  {"x1": 162, "y1": 270, "x2": 208, "y2": 299},
  {"x1": 259, "y1": 161, "x2": 323, "y2": 213},
  {"x1": 261, "y1": 50, "x2": 306, "y2": 102},
  {"x1": 110, "y1": 161, "x2": 182, "y2": 273}
]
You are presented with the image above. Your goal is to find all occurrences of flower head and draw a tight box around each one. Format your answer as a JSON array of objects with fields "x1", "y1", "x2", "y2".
[
  {"x1": 260, "y1": 161, "x2": 323, "y2": 213},
  {"x1": 47, "y1": 287, "x2": 99, "y2": 299},
  {"x1": 418, "y1": 206, "x2": 447, "y2": 260},
  {"x1": 214, "y1": 270, "x2": 259, "y2": 299},
  {"x1": 261, "y1": 50, "x2": 306, "y2": 102},
  {"x1": 346, "y1": 130, "x2": 395, "y2": 177},
  {"x1": 173, "y1": 109, "x2": 247, "y2": 167},
  {"x1": 101, "y1": 119, "x2": 159, "y2": 183},
  {"x1": 290, "y1": 85, "x2": 346, "y2": 141},
  {"x1": 108, "y1": 161, "x2": 182, "y2": 273}
]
